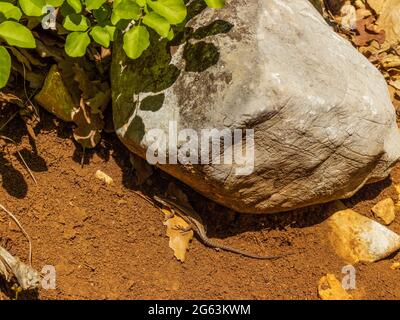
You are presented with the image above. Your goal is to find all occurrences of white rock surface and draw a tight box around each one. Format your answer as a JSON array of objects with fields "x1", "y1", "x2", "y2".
[{"x1": 111, "y1": 0, "x2": 400, "y2": 213}]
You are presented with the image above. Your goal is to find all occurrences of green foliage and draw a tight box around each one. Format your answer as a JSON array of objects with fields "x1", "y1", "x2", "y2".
[
  {"x1": 0, "y1": 0, "x2": 225, "y2": 89},
  {"x1": 0, "y1": 45, "x2": 11, "y2": 88},
  {"x1": 0, "y1": 1, "x2": 36, "y2": 89}
]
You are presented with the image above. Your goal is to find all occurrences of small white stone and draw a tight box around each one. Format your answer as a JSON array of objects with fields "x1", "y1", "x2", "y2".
[{"x1": 95, "y1": 170, "x2": 113, "y2": 186}]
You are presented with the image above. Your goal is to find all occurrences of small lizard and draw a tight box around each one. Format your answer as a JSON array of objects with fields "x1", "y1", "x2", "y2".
[{"x1": 154, "y1": 195, "x2": 294, "y2": 260}]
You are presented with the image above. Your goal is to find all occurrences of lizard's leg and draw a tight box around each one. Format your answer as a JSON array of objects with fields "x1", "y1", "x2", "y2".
[
  {"x1": 165, "y1": 208, "x2": 192, "y2": 234},
  {"x1": 164, "y1": 208, "x2": 176, "y2": 220},
  {"x1": 173, "y1": 224, "x2": 193, "y2": 234}
]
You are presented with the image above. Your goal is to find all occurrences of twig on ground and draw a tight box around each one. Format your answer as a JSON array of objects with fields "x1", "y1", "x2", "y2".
[
  {"x1": 22, "y1": 63, "x2": 39, "y2": 117},
  {"x1": 81, "y1": 147, "x2": 86, "y2": 168},
  {"x1": 0, "y1": 204, "x2": 32, "y2": 266},
  {"x1": 0, "y1": 111, "x2": 19, "y2": 132}
]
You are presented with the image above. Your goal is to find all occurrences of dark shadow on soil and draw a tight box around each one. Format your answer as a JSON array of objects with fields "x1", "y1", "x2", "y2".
[
  {"x1": 16, "y1": 148, "x2": 48, "y2": 173},
  {"x1": 342, "y1": 178, "x2": 392, "y2": 207},
  {"x1": 71, "y1": 139, "x2": 112, "y2": 167},
  {"x1": 0, "y1": 277, "x2": 39, "y2": 300},
  {"x1": 0, "y1": 153, "x2": 28, "y2": 199},
  {"x1": 0, "y1": 111, "x2": 47, "y2": 198}
]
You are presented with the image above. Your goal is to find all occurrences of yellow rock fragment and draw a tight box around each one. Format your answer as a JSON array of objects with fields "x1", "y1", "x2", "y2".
[
  {"x1": 318, "y1": 274, "x2": 353, "y2": 300},
  {"x1": 390, "y1": 262, "x2": 400, "y2": 270},
  {"x1": 95, "y1": 170, "x2": 113, "y2": 186},
  {"x1": 371, "y1": 198, "x2": 396, "y2": 225}
]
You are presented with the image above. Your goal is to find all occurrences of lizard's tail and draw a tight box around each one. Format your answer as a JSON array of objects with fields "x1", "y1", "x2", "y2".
[{"x1": 203, "y1": 238, "x2": 299, "y2": 260}]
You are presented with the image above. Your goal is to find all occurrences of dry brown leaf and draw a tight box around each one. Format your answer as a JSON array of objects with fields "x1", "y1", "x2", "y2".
[
  {"x1": 162, "y1": 208, "x2": 193, "y2": 262},
  {"x1": 366, "y1": 0, "x2": 385, "y2": 14},
  {"x1": 375, "y1": 0, "x2": 400, "y2": 46},
  {"x1": 353, "y1": 15, "x2": 386, "y2": 46},
  {"x1": 72, "y1": 99, "x2": 104, "y2": 149},
  {"x1": 382, "y1": 54, "x2": 400, "y2": 68},
  {"x1": 328, "y1": 1, "x2": 400, "y2": 116}
]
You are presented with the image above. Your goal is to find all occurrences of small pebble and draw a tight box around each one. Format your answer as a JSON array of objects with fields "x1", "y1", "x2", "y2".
[
  {"x1": 318, "y1": 274, "x2": 353, "y2": 300},
  {"x1": 371, "y1": 198, "x2": 396, "y2": 225},
  {"x1": 95, "y1": 170, "x2": 113, "y2": 186},
  {"x1": 390, "y1": 262, "x2": 400, "y2": 270}
]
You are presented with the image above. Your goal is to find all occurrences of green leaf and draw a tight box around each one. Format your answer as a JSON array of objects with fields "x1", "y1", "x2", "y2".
[
  {"x1": 0, "y1": 3, "x2": 22, "y2": 21},
  {"x1": 204, "y1": 0, "x2": 225, "y2": 9},
  {"x1": 142, "y1": 12, "x2": 170, "y2": 38},
  {"x1": 90, "y1": 25, "x2": 110, "y2": 47},
  {"x1": 93, "y1": 4, "x2": 111, "y2": 23},
  {"x1": 65, "y1": 31, "x2": 90, "y2": 57},
  {"x1": 104, "y1": 25, "x2": 117, "y2": 41},
  {"x1": 111, "y1": 0, "x2": 141, "y2": 25},
  {"x1": 167, "y1": 27, "x2": 174, "y2": 40},
  {"x1": 0, "y1": 21, "x2": 36, "y2": 48},
  {"x1": 146, "y1": 0, "x2": 187, "y2": 24},
  {"x1": 136, "y1": 0, "x2": 146, "y2": 6},
  {"x1": 46, "y1": 0, "x2": 66, "y2": 6},
  {"x1": 0, "y1": 46, "x2": 11, "y2": 89},
  {"x1": 123, "y1": 25, "x2": 149, "y2": 59},
  {"x1": 60, "y1": 1, "x2": 75, "y2": 16},
  {"x1": 85, "y1": 0, "x2": 107, "y2": 10},
  {"x1": 18, "y1": 0, "x2": 46, "y2": 17},
  {"x1": 63, "y1": 14, "x2": 90, "y2": 31},
  {"x1": 67, "y1": 0, "x2": 82, "y2": 13}
]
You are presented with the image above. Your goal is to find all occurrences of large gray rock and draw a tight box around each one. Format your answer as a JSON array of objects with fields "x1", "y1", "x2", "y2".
[{"x1": 111, "y1": 0, "x2": 400, "y2": 214}]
